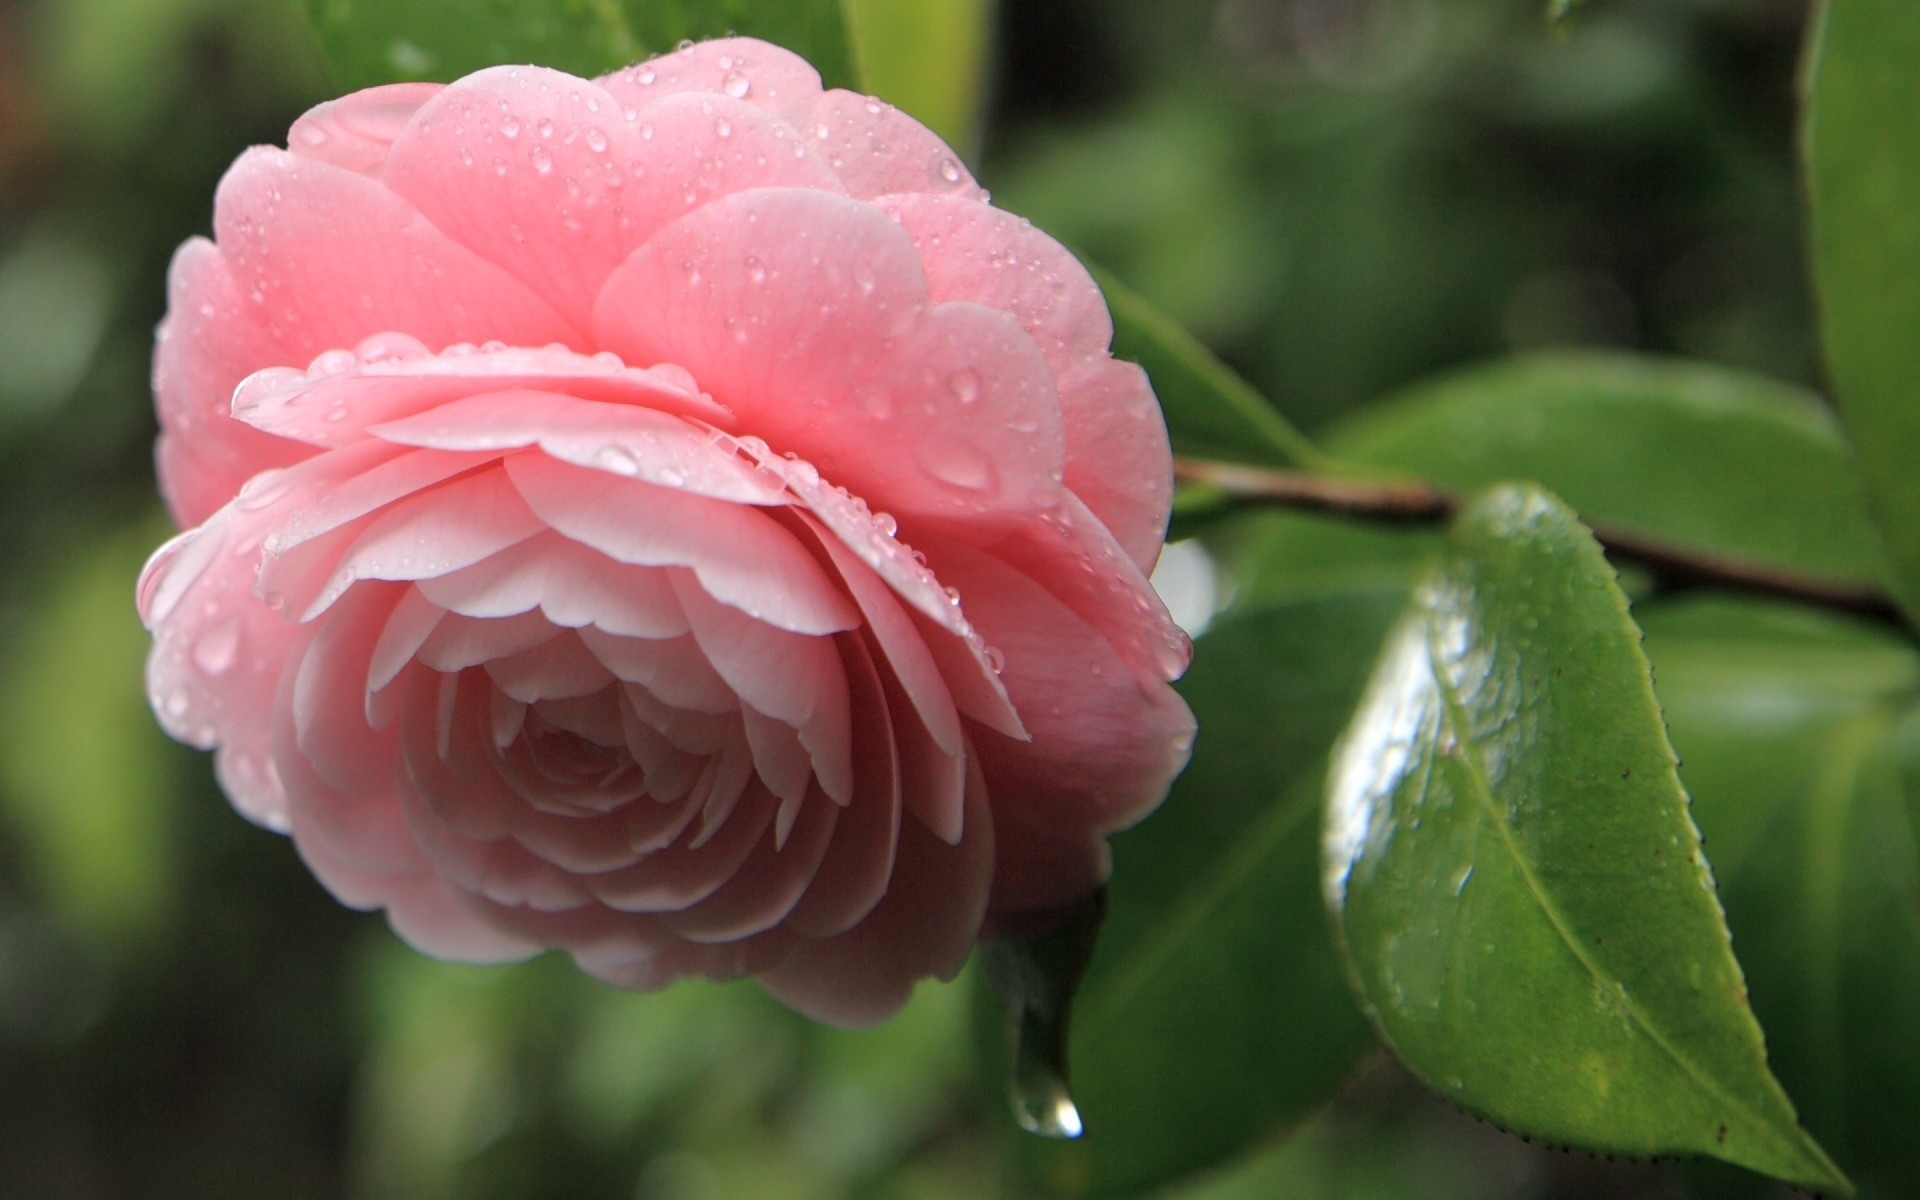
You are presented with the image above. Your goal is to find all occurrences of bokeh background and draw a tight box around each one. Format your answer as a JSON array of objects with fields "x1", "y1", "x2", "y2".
[{"x1": 0, "y1": 0, "x2": 1816, "y2": 1195}]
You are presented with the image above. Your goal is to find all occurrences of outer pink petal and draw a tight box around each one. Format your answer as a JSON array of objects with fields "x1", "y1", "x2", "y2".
[
  {"x1": 880, "y1": 192, "x2": 1172, "y2": 569},
  {"x1": 599, "y1": 37, "x2": 824, "y2": 126},
  {"x1": 931, "y1": 541, "x2": 1195, "y2": 912},
  {"x1": 154, "y1": 238, "x2": 314, "y2": 526},
  {"x1": 212, "y1": 147, "x2": 581, "y2": 361},
  {"x1": 387, "y1": 70, "x2": 843, "y2": 327},
  {"x1": 139, "y1": 504, "x2": 304, "y2": 830},
  {"x1": 989, "y1": 493, "x2": 1191, "y2": 686},
  {"x1": 288, "y1": 83, "x2": 443, "y2": 176},
  {"x1": 800, "y1": 90, "x2": 986, "y2": 203},
  {"x1": 595, "y1": 187, "x2": 1067, "y2": 525}
]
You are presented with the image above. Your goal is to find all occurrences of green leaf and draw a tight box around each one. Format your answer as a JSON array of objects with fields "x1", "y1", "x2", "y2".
[
  {"x1": 1645, "y1": 597, "x2": 1920, "y2": 1197},
  {"x1": 1094, "y1": 264, "x2": 1328, "y2": 471},
  {"x1": 1329, "y1": 352, "x2": 1885, "y2": 586},
  {"x1": 305, "y1": 0, "x2": 857, "y2": 91},
  {"x1": 1325, "y1": 484, "x2": 1849, "y2": 1194},
  {"x1": 1804, "y1": 0, "x2": 1920, "y2": 618},
  {"x1": 1001, "y1": 571, "x2": 1392, "y2": 1196},
  {"x1": 842, "y1": 0, "x2": 989, "y2": 151}
]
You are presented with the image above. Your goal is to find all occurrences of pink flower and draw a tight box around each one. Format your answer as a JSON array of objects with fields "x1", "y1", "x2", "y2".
[{"x1": 137, "y1": 37, "x2": 1193, "y2": 1025}]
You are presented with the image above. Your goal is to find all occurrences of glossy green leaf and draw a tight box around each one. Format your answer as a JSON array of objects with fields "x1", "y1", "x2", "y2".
[
  {"x1": 1804, "y1": 0, "x2": 1920, "y2": 618},
  {"x1": 1325, "y1": 484, "x2": 1849, "y2": 1194},
  {"x1": 1644, "y1": 597, "x2": 1920, "y2": 1198},
  {"x1": 1001, "y1": 567, "x2": 1393, "y2": 1197},
  {"x1": 842, "y1": 0, "x2": 989, "y2": 151},
  {"x1": 1094, "y1": 264, "x2": 1328, "y2": 471},
  {"x1": 305, "y1": 0, "x2": 856, "y2": 91},
  {"x1": 1330, "y1": 352, "x2": 1885, "y2": 585}
]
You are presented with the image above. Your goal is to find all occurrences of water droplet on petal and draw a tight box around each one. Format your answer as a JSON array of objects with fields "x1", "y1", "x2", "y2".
[
  {"x1": 715, "y1": 117, "x2": 732, "y2": 138},
  {"x1": 637, "y1": 68, "x2": 657, "y2": 85},
  {"x1": 596, "y1": 445, "x2": 641, "y2": 475},
  {"x1": 934, "y1": 155, "x2": 964, "y2": 184},
  {"x1": 947, "y1": 367, "x2": 981, "y2": 405},
  {"x1": 536, "y1": 117, "x2": 555, "y2": 139},
  {"x1": 531, "y1": 146, "x2": 554, "y2": 174},
  {"x1": 500, "y1": 115, "x2": 521, "y2": 140},
  {"x1": 163, "y1": 687, "x2": 191, "y2": 719},
  {"x1": 584, "y1": 127, "x2": 608, "y2": 153},
  {"x1": 308, "y1": 348, "x2": 359, "y2": 378},
  {"x1": 192, "y1": 618, "x2": 243, "y2": 676},
  {"x1": 745, "y1": 255, "x2": 767, "y2": 285},
  {"x1": 722, "y1": 70, "x2": 751, "y2": 99},
  {"x1": 983, "y1": 645, "x2": 1006, "y2": 674},
  {"x1": 917, "y1": 441, "x2": 999, "y2": 493}
]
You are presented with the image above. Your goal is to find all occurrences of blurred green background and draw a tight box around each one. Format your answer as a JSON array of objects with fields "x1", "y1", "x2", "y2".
[{"x1": 0, "y1": 0, "x2": 1818, "y2": 1195}]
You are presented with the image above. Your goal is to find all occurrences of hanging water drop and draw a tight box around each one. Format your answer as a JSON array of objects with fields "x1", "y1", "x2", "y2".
[{"x1": 981, "y1": 891, "x2": 1103, "y2": 1142}]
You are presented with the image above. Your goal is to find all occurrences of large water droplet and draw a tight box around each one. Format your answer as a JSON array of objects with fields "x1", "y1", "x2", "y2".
[
  {"x1": 917, "y1": 441, "x2": 998, "y2": 493},
  {"x1": 595, "y1": 444, "x2": 641, "y2": 475},
  {"x1": 192, "y1": 618, "x2": 243, "y2": 676},
  {"x1": 722, "y1": 70, "x2": 751, "y2": 99},
  {"x1": 933, "y1": 155, "x2": 963, "y2": 185},
  {"x1": 982, "y1": 891, "x2": 1103, "y2": 1142},
  {"x1": 947, "y1": 367, "x2": 981, "y2": 406}
]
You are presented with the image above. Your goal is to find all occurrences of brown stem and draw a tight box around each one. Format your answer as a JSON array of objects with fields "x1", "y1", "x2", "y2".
[{"x1": 1175, "y1": 457, "x2": 1911, "y2": 634}]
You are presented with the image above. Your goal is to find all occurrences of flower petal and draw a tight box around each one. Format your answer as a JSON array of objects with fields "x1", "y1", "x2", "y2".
[
  {"x1": 593, "y1": 187, "x2": 1067, "y2": 524},
  {"x1": 213, "y1": 147, "x2": 580, "y2": 360},
  {"x1": 288, "y1": 82, "x2": 442, "y2": 175},
  {"x1": 507, "y1": 451, "x2": 858, "y2": 635}
]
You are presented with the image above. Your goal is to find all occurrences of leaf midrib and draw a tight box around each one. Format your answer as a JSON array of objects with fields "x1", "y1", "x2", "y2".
[{"x1": 1419, "y1": 611, "x2": 1833, "y2": 1182}]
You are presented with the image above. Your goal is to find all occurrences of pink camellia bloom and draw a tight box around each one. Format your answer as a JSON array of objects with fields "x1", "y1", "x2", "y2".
[{"x1": 138, "y1": 37, "x2": 1194, "y2": 1025}]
